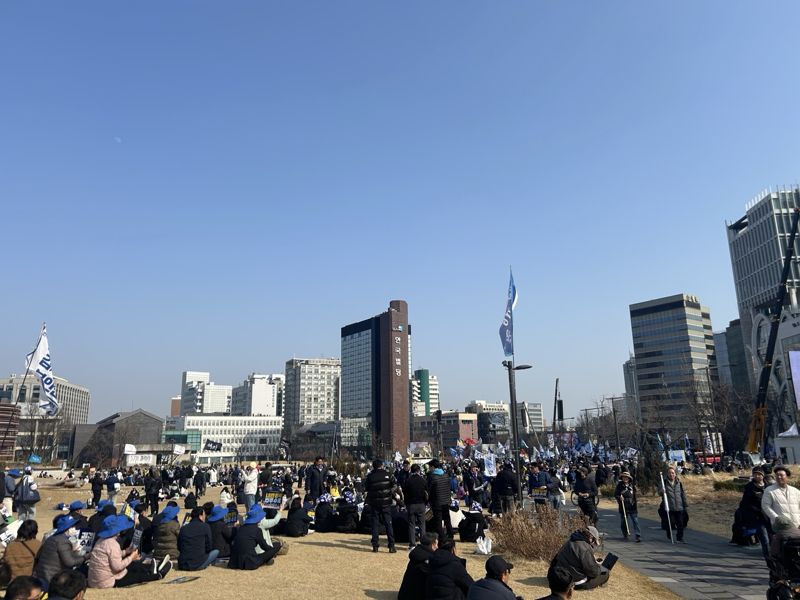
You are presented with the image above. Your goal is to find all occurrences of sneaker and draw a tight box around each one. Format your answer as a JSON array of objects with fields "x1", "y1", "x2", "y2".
[
  {"x1": 151, "y1": 559, "x2": 158, "y2": 576},
  {"x1": 158, "y1": 554, "x2": 171, "y2": 573},
  {"x1": 389, "y1": 547, "x2": 397, "y2": 554},
  {"x1": 158, "y1": 561, "x2": 173, "y2": 579}
]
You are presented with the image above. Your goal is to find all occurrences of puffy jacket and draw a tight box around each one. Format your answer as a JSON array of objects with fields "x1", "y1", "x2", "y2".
[
  {"x1": 403, "y1": 474, "x2": 429, "y2": 506},
  {"x1": 552, "y1": 531, "x2": 603, "y2": 582},
  {"x1": 762, "y1": 483, "x2": 800, "y2": 527},
  {"x1": 32, "y1": 534, "x2": 85, "y2": 585},
  {"x1": 228, "y1": 523, "x2": 270, "y2": 570},
  {"x1": 177, "y1": 519, "x2": 212, "y2": 570},
  {"x1": 492, "y1": 468, "x2": 519, "y2": 497},
  {"x1": 365, "y1": 468, "x2": 395, "y2": 508},
  {"x1": 153, "y1": 519, "x2": 180, "y2": 561},
  {"x1": 467, "y1": 577, "x2": 517, "y2": 600},
  {"x1": 659, "y1": 478, "x2": 688, "y2": 513},
  {"x1": 428, "y1": 470, "x2": 452, "y2": 507},
  {"x1": 739, "y1": 480, "x2": 767, "y2": 527},
  {"x1": 398, "y1": 545, "x2": 433, "y2": 600},
  {"x1": 87, "y1": 536, "x2": 135, "y2": 589},
  {"x1": 242, "y1": 470, "x2": 258, "y2": 495},
  {"x1": 209, "y1": 520, "x2": 234, "y2": 558},
  {"x1": 425, "y1": 548, "x2": 474, "y2": 600}
]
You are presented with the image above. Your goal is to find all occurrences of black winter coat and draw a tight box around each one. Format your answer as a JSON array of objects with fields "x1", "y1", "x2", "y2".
[
  {"x1": 614, "y1": 481, "x2": 637, "y2": 514},
  {"x1": 428, "y1": 471, "x2": 452, "y2": 507},
  {"x1": 492, "y1": 469, "x2": 519, "y2": 497},
  {"x1": 739, "y1": 480, "x2": 767, "y2": 528},
  {"x1": 313, "y1": 503, "x2": 335, "y2": 532},
  {"x1": 228, "y1": 523, "x2": 271, "y2": 570},
  {"x1": 209, "y1": 520, "x2": 234, "y2": 557},
  {"x1": 398, "y1": 545, "x2": 433, "y2": 600},
  {"x1": 425, "y1": 549, "x2": 474, "y2": 600},
  {"x1": 178, "y1": 519, "x2": 213, "y2": 570},
  {"x1": 466, "y1": 577, "x2": 517, "y2": 600},
  {"x1": 285, "y1": 507, "x2": 312, "y2": 537},
  {"x1": 403, "y1": 474, "x2": 429, "y2": 505},
  {"x1": 305, "y1": 466, "x2": 326, "y2": 499},
  {"x1": 366, "y1": 468, "x2": 395, "y2": 508}
]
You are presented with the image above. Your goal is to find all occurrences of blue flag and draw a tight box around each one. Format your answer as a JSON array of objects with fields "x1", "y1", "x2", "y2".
[
  {"x1": 499, "y1": 270, "x2": 518, "y2": 357},
  {"x1": 683, "y1": 433, "x2": 691, "y2": 450}
]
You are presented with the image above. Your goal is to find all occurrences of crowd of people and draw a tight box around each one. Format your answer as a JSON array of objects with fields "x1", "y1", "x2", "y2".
[{"x1": 0, "y1": 452, "x2": 735, "y2": 599}]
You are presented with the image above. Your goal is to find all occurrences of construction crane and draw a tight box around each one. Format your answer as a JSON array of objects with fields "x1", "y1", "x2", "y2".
[{"x1": 746, "y1": 207, "x2": 800, "y2": 453}]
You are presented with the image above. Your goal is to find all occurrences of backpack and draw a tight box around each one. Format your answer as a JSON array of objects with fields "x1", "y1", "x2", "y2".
[{"x1": 14, "y1": 477, "x2": 40, "y2": 505}]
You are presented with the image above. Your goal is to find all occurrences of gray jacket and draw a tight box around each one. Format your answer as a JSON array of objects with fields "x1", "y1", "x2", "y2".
[
  {"x1": 32, "y1": 533, "x2": 85, "y2": 584},
  {"x1": 552, "y1": 531, "x2": 603, "y2": 582},
  {"x1": 659, "y1": 478, "x2": 688, "y2": 512}
]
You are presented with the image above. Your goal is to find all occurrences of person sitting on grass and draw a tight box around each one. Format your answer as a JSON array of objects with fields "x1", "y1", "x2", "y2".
[
  {"x1": 535, "y1": 564, "x2": 575, "y2": 600},
  {"x1": 3, "y1": 520, "x2": 41, "y2": 579},
  {"x1": 285, "y1": 496, "x2": 313, "y2": 537},
  {"x1": 32, "y1": 515, "x2": 86, "y2": 589},
  {"x1": 177, "y1": 507, "x2": 219, "y2": 570},
  {"x1": 551, "y1": 526, "x2": 609, "y2": 590},
  {"x1": 88, "y1": 515, "x2": 172, "y2": 588},
  {"x1": 228, "y1": 505, "x2": 280, "y2": 570},
  {"x1": 153, "y1": 505, "x2": 180, "y2": 565},
  {"x1": 467, "y1": 555, "x2": 521, "y2": 600},
  {"x1": 88, "y1": 500, "x2": 116, "y2": 534},
  {"x1": 207, "y1": 505, "x2": 235, "y2": 558},
  {"x1": 426, "y1": 538, "x2": 474, "y2": 600},
  {"x1": 398, "y1": 532, "x2": 438, "y2": 600}
]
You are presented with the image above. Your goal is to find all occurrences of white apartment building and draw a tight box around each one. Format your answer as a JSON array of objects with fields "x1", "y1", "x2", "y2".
[
  {"x1": 231, "y1": 373, "x2": 283, "y2": 417},
  {"x1": 283, "y1": 358, "x2": 340, "y2": 437},
  {"x1": 180, "y1": 371, "x2": 232, "y2": 415},
  {"x1": 410, "y1": 369, "x2": 440, "y2": 417}
]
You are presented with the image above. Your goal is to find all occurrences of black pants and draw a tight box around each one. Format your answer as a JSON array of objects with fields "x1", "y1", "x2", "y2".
[
  {"x1": 431, "y1": 505, "x2": 454, "y2": 541},
  {"x1": 575, "y1": 571, "x2": 609, "y2": 590},
  {"x1": 115, "y1": 560, "x2": 160, "y2": 587},
  {"x1": 370, "y1": 505, "x2": 396, "y2": 548},
  {"x1": 578, "y1": 498, "x2": 598, "y2": 525},
  {"x1": 407, "y1": 503, "x2": 426, "y2": 545},
  {"x1": 667, "y1": 510, "x2": 685, "y2": 541},
  {"x1": 92, "y1": 491, "x2": 101, "y2": 507},
  {"x1": 147, "y1": 494, "x2": 159, "y2": 515}
]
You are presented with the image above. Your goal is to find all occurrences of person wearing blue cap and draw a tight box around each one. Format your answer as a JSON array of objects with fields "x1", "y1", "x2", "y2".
[
  {"x1": 88, "y1": 515, "x2": 172, "y2": 588},
  {"x1": 153, "y1": 505, "x2": 180, "y2": 565},
  {"x1": 207, "y1": 505, "x2": 234, "y2": 558},
  {"x1": 228, "y1": 505, "x2": 280, "y2": 569},
  {"x1": 68, "y1": 501, "x2": 89, "y2": 530},
  {"x1": 88, "y1": 500, "x2": 117, "y2": 534},
  {"x1": 32, "y1": 515, "x2": 86, "y2": 588}
]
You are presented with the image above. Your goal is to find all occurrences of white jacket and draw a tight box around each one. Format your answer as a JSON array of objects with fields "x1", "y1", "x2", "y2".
[
  {"x1": 243, "y1": 469, "x2": 258, "y2": 495},
  {"x1": 761, "y1": 483, "x2": 800, "y2": 526}
]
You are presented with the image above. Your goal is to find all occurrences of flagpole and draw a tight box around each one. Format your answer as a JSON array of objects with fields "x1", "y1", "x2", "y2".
[{"x1": 0, "y1": 324, "x2": 46, "y2": 461}]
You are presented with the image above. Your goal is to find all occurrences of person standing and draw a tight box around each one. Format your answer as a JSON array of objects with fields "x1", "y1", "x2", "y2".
[
  {"x1": 396, "y1": 461, "x2": 412, "y2": 488},
  {"x1": 14, "y1": 466, "x2": 39, "y2": 522},
  {"x1": 613, "y1": 471, "x2": 641, "y2": 542},
  {"x1": 739, "y1": 467, "x2": 770, "y2": 562},
  {"x1": 144, "y1": 468, "x2": 161, "y2": 517},
  {"x1": 659, "y1": 466, "x2": 688, "y2": 542},
  {"x1": 193, "y1": 469, "x2": 206, "y2": 499},
  {"x1": 402, "y1": 463, "x2": 428, "y2": 549},
  {"x1": 2, "y1": 468, "x2": 16, "y2": 516},
  {"x1": 90, "y1": 472, "x2": 104, "y2": 509},
  {"x1": 428, "y1": 460, "x2": 454, "y2": 540},
  {"x1": 304, "y1": 456, "x2": 326, "y2": 502},
  {"x1": 464, "y1": 464, "x2": 486, "y2": 508},
  {"x1": 493, "y1": 463, "x2": 519, "y2": 515},
  {"x1": 366, "y1": 459, "x2": 397, "y2": 553},
  {"x1": 242, "y1": 463, "x2": 258, "y2": 511},
  {"x1": 573, "y1": 467, "x2": 598, "y2": 526},
  {"x1": 762, "y1": 465, "x2": 800, "y2": 528},
  {"x1": 105, "y1": 471, "x2": 120, "y2": 505}
]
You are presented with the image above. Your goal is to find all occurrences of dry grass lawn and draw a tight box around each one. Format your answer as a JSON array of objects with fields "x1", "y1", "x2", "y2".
[{"x1": 25, "y1": 482, "x2": 679, "y2": 599}]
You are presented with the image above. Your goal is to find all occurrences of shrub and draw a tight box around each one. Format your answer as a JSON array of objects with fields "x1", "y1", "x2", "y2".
[
  {"x1": 599, "y1": 484, "x2": 616, "y2": 498},
  {"x1": 490, "y1": 505, "x2": 586, "y2": 561},
  {"x1": 712, "y1": 480, "x2": 747, "y2": 492}
]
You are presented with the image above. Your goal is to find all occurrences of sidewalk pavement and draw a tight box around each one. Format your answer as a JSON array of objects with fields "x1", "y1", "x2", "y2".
[{"x1": 593, "y1": 505, "x2": 767, "y2": 600}]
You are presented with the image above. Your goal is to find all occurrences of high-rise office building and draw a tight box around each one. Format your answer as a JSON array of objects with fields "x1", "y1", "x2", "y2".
[
  {"x1": 231, "y1": 373, "x2": 282, "y2": 416},
  {"x1": 621, "y1": 356, "x2": 641, "y2": 423},
  {"x1": 180, "y1": 371, "x2": 231, "y2": 415},
  {"x1": 728, "y1": 186, "x2": 800, "y2": 394},
  {"x1": 0, "y1": 374, "x2": 90, "y2": 427},
  {"x1": 629, "y1": 293, "x2": 717, "y2": 433},
  {"x1": 410, "y1": 369, "x2": 439, "y2": 417},
  {"x1": 282, "y1": 358, "x2": 340, "y2": 437},
  {"x1": 340, "y1": 300, "x2": 411, "y2": 453}
]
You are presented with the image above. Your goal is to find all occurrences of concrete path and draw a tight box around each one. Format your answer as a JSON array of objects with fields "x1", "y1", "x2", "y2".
[{"x1": 593, "y1": 505, "x2": 767, "y2": 599}]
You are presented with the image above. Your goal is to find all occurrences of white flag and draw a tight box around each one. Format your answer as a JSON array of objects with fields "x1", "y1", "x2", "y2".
[
  {"x1": 123, "y1": 444, "x2": 137, "y2": 455},
  {"x1": 173, "y1": 444, "x2": 186, "y2": 455},
  {"x1": 24, "y1": 323, "x2": 59, "y2": 416}
]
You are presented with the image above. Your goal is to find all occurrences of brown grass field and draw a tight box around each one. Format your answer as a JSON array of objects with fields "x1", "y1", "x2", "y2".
[{"x1": 24, "y1": 482, "x2": 681, "y2": 600}]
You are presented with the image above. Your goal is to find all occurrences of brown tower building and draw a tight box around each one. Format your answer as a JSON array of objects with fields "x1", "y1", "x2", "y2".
[{"x1": 341, "y1": 300, "x2": 410, "y2": 455}]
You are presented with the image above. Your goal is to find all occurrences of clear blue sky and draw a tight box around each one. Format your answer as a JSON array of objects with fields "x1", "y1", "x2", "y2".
[{"x1": 3, "y1": 2, "x2": 800, "y2": 422}]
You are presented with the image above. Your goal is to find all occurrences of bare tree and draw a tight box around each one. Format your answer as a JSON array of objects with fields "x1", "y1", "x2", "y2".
[{"x1": 77, "y1": 429, "x2": 114, "y2": 469}]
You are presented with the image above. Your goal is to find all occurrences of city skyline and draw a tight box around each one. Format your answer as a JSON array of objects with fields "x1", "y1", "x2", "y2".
[{"x1": 4, "y1": 4, "x2": 800, "y2": 421}]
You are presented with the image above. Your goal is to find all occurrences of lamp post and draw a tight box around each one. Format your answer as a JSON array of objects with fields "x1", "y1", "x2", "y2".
[{"x1": 502, "y1": 360, "x2": 532, "y2": 507}]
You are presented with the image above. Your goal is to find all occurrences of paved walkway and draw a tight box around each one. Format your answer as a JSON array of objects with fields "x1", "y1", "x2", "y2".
[{"x1": 593, "y1": 505, "x2": 767, "y2": 599}]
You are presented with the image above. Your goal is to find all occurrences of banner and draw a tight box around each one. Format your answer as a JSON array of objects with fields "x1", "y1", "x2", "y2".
[
  {"x1": 484, "y1": 454, "x2": 497, "y2": 477},
  {"x1": 203, "y1": 440, "x2": 223, "y2": 452},
  {"x1": 260, "y1": 490, "x2": 284, "y2": 508},
  {"x1": 24, "y1": 323, "x2": 60, "y2": 416},
  {"x1": 123, "y1": 444, "x2": 137, "y2": 455},
  {"x1": 173, "y1": 444, "x2": 186, "y2": 455},
  {"x1": 498, "y1": 270, "x2": 518, "y2": 357},
  {"x1": 279, "y1": 438, "x2": 291, "y2": 449}
]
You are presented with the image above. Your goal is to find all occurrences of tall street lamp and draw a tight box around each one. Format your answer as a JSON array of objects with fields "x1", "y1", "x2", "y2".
[{"x1": 502, "y1": 360, "x2": 532, "y2": 507}]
